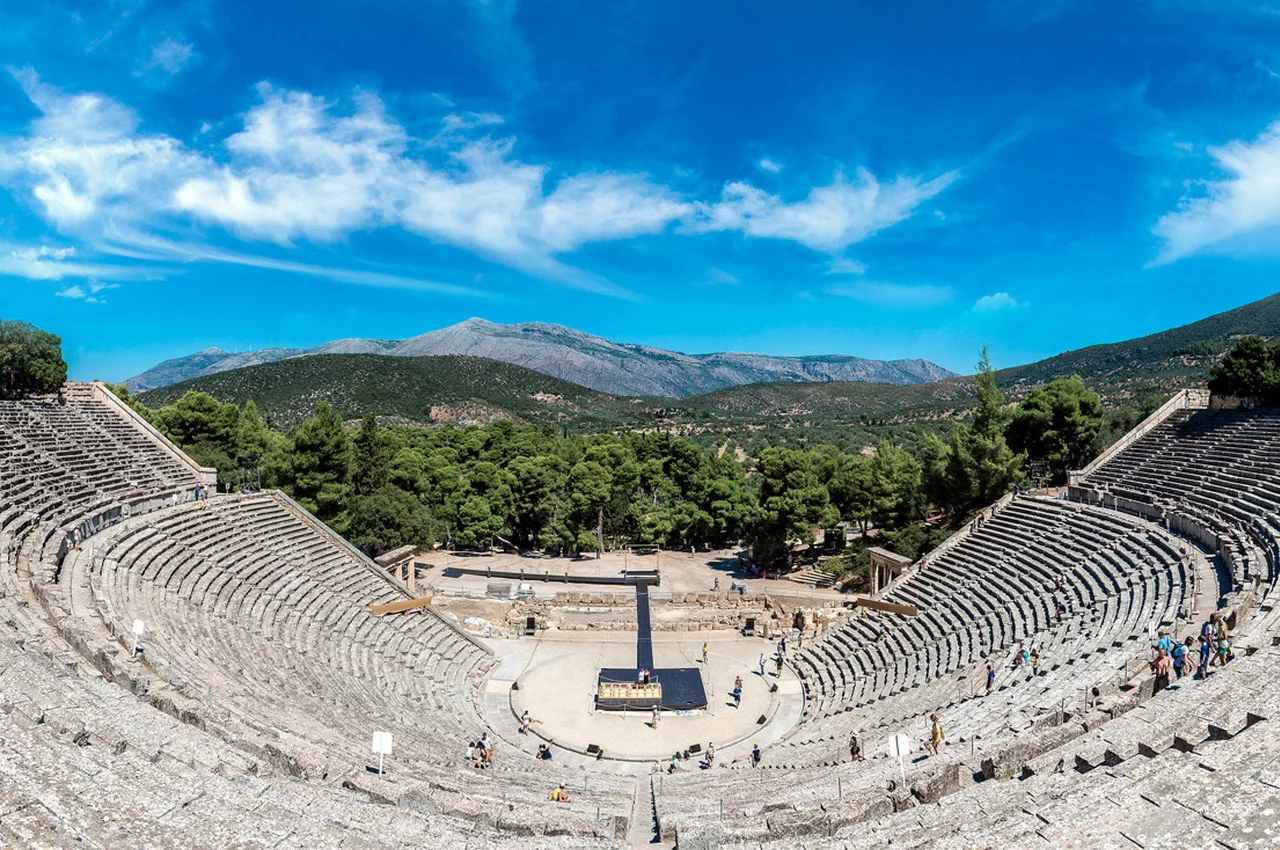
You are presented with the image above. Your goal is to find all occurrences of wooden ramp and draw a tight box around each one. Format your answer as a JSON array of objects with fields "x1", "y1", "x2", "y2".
[{"x1": 369, "y1": 595, "x2": 434, "y2": 616}]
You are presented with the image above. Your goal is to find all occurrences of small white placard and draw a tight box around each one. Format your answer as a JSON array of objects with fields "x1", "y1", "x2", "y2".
[{"x1": 888, "y1": 733, "x2": 913, "y2": 758}]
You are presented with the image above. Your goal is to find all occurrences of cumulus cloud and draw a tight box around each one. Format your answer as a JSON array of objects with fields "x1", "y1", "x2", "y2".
[
  {"x1": 689, "y1": 167, "x2": 957, "y2": 252},
  {"x1": 0, "y1": 70, "x2": 957, "y2": 297},
  {"x1": 825, "y1": 281, "x2": 953, "y2": 307},
  {"x1": 1153, "y1": 119, "x2": 1280, "y2": 264},
  {"x1": 972, "y1": 291, "x2": 1025, "y2": 312}
]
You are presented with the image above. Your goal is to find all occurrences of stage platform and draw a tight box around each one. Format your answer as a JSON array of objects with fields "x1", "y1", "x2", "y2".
[{"x1": 597, "y1": 667, "x2": 708, "y2": 710}]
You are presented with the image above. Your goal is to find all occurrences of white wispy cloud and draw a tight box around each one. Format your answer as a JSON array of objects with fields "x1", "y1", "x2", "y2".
[
  {"x1": 1153, "y1": 118, "x2": 1280, "y2": 264},
  {"x1": 0, "y1": 242, "x2": 147, "y2": 281},
  {"x1": 972, "y1": 291, "x2": 1025, "y2": 312},
  {"x1": 757, "y1": 157, "x2": 781, "y2": 174},
  {"x1": 137, "y1": 36, "x2": 196, "y2": 80},
  {"x1": 55, "y1": 279, "x2": 117, "y2": 303},
  {"x1": 689, "y1": 167, "x2": 957, "y2": 252},
  {"x1": 695, "y1": 267, "x2": 739, "y2": 286},
  {"x1": 0, "y1": 70, "x2": 957, "y2": 298},
  {"x1": 824, "y1": 280, "x2": 953, "y2": 307},
  {"x1": 826, "y1": 257, "x2": 867, "y2": 275}
]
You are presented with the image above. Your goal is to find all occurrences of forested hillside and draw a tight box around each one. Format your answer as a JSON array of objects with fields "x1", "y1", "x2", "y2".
[{"x1": 115, "y1": 352, "x2": 1106, "y2": 578}]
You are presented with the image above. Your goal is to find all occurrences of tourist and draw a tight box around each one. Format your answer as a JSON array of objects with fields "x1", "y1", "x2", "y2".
[
  {"x1": 1089, "y1": 687, "x2": 1102, "y2": 710},
  {"x1": 775, "y1": 654, "x2": 783, "y2": 676},
  {"x1": 925, "y1": 714, "x2": 944, "y2": 756},
  {"x1": 1011, "y1": 642, "x2": 1024, "y2": 670},
  {"x1": 1171, "y1": 637, "x2": 1188, "y2": 679},
  {"x1": 466, "y1": 741, "x2": 476, "y2": 763},
  {"x1": 759, "y1": 654, "x2": 766, "y2": 677},
  {"x1": 651, "y1": 706, "x2": 660, "y2": 728},
  {"x1": 702, "y1": 642, "x2": 709, "y2": 664},
  {"x1": 668, "y1": 753, "x2": 681, "y2": 773},
  {"x1": 751, "y1": 744, "x2": 761, "y2": 768},
  {"x1": 537, "y1": 743, "x2": 552, "y2": 760},
  {"x1": 986, "y1": 664, "x2": 995, "y2": 695},
  {"x1": 734, "y1": 675, "x2": 743, "y2": 691},
  {"x1": 1055, "y1": 598, "x2": 1066, "y2": 622},
  {"x1": 705, "y1": 743, "x2": 715, "y2": 768},
  {"x1": 551, "y1": 783, "x2": 570, "y2": 803},
  {"x1": 732, "y1": 685, "x2": 742, "y2": 708},
  {"x1": 520, "y1": 711, "x2": 532, "y2": 735},
  {"x1": 1157, "y1": 630, "x2": 1175, "y2": 657},
  {"x1": 1030, "y1": 649, "x2": 1040, "y2": 678},
  {"x1": 1150, "y1": 647, "x2": 1171, "y2": 692},
  {"x1": 1197, "y1": 634, "x2": 1212, "y2": 679},
  {"x1": 779, "y1": 636, "x2": 787, "y2": 656},
  {"x1": 849, "y1": 734, "x2": 863, "y2": 762},
  {"x1": 1212, "y1": 614, "x2": 1231, "y2": 667}
]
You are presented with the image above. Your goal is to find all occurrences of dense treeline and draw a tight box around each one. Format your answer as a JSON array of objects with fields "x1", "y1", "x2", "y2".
[
  {"x1": 1208, "y1": 335, "x2": 1280, "y2": 403},
  {"x1": 107, "y1": 348, "x2": 1108, "y2": 567},
  {"x1": 0, "y1": 319, "x2": 67, "y2": 400}
]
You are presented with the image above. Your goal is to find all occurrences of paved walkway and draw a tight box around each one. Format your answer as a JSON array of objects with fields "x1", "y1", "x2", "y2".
[{"x1": 421, "y1": 547, "x2": 846, "y2": 602}]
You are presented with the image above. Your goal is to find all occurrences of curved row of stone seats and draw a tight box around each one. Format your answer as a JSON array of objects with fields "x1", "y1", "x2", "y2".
[
  {"x1": 0, "y1": 386, "x2": 205, "y2": 584},
  {"x1": 1, "y1": 490, "x2": 623, "y2": 846},
  {"x1": 0, "y1": 598, "x2": 619, "y2": 849},
  {"x1": 50, "y1": 493, "x2": 634, "y2": 839},
  {"x1": 698, "y1": 634, "x2": 1279, "y2": 850},
  {"x1": 1078, "y1": 406, "x2": 1280, "y2": 587},
  {"x1": 660, "y1": 631, "x2": 1268, "y2": 848},
  {"x1": 775, "y1": 498, "x2": 1186, "y2": 767}
]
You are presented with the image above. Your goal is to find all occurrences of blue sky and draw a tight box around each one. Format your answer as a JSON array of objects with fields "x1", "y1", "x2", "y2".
[{"x1": 4, "y1": 1, "x2": 1280, "y2": 382}]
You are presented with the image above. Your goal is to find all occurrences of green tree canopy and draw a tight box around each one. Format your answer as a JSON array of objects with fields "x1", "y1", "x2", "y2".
[
  {"x1": 345, "y1": 485, "x2": 434, "y2": 554},
  {"x1": 0, "y1": 319, "x2": 68, "y2": 399},
  {"x1": 1208, "y1": 335, "x2": 1280, "y2": 402},
  {"x1": 1007, "y1": 376, "x2": 1104, "y2": 483},
  {"x1": 752, "y1": 447, "x2": 837, "y2": 564},
  {"x1": 353, "y1": 413, "x2": 389, "y2": 496},
  {"x1": 285, "y1": 401, "x2": 354, "y2": 521}
]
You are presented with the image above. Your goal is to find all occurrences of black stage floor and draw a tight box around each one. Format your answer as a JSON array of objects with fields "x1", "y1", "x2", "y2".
[
  {"x1": 598, "y1": 667, "x2": 708, "y2": 710},
  {"x1": 635, "y1": 583, "x2": 654, "y2": 670}
]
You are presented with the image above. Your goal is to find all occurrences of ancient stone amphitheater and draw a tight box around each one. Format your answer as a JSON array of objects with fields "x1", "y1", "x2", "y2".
[{"x1": 2, "y1": 384, "x2": 1276, "y2": 848}]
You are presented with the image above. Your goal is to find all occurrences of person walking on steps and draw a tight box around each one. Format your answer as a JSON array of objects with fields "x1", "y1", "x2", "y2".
[{"x1": 924, "y1": 714, "x2": 944, "y2": 756}]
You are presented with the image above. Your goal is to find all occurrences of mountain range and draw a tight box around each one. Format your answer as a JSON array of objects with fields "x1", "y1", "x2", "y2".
[
  {"x1": 124, "y1": 318, "x2": 959, "y2": 397},
  {"x1": 135, "y1": 291, "x2": 1280, "y2": 439}
]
